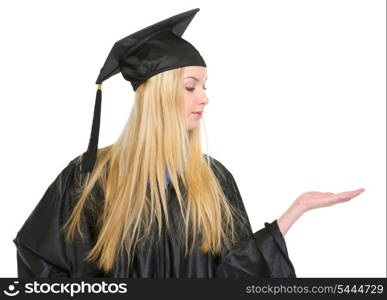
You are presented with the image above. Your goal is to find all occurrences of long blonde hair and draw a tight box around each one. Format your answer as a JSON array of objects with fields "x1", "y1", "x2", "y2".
[{"x1": 61, "y1": 67, "x2": 249, "y2": 273}]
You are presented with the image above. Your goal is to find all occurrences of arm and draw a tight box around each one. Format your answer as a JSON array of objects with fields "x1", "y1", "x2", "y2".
[
  {"x1": 14, "y1": 237, "x2": 70, "y2": 278},
  {"x1": 277, "y1": 201, "x2": 304, "y2": 236},
  {"x1": 13, "y1": 160, "x2": 76, "y2": 278},
  {"x1": 211, "y1": 159, "x2": 296, "y2": 277}
]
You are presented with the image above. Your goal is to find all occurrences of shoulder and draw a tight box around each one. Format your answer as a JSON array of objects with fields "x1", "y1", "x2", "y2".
[
  {"x1": 15, "y1": 151, "x2": 97, "y2": 235},
  {"x1": 204, "y1": 154, "x2": 233, "y2": 173},
  {"x1": 64, "y1": 151, "x2": 95, "y2": 183},
  {"x1": 203, "y1": 154, "x2": 234, "y2": 184},
  {"x1": 15, "y1": 153, "x2": 82, "y2": 241},
  {"x1": 52, "y1": 152, "x2": 84, "y2": 179},
  {"x1": 30, "y1": 151, "x2": 90, "y2": 210},
  {"x1": 51, "y1": 153, "x2": 85, "y2": 192},
  {"x1": 204, "y1": 154, "x2": 252, "y2": 238}
]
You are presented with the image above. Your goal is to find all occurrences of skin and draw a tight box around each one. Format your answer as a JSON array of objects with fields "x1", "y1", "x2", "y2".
[
  {"x1": 277, "y1": 188, "x2": 365, "y2": 236},
  {"x1": 181, "y1": 66, "x2": 366, "y2": 237},
  {"x1": 182, "y1": 66, "x2": 209, "y2": 130}
]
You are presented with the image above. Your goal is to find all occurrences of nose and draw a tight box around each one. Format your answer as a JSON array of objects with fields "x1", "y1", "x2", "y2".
[{"x1": 200, "y1": 91, "x2": 209, "y2": 106}]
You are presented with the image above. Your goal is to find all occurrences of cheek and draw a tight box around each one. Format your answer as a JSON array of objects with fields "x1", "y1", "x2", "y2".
[{"x1": 183, "y1": 94, "x2": 195, "y2": 113}]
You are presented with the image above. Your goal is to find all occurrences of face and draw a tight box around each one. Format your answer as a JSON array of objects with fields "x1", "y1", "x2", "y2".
[{"x1": 182, "y1": 66, "x2": 209, "y2": 130}]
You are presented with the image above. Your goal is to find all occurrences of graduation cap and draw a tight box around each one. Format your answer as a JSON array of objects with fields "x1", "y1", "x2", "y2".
[{"x1": 80, "y1": 8, "x2": 206, "y2": 174}]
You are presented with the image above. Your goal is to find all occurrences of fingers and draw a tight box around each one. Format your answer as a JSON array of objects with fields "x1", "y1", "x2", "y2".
[
  {"x1": 320, "y1": 189, "x2": 363, "y2": 206},
  {"x1": 349, "y1": 188, "x2": 366, "y2": 198},
  {"x1": 336, "y1": 188, "x2": 365, "y2": 197},
  {"x1": 331, "y1": 188, "x2": 365, "y2": 204}
]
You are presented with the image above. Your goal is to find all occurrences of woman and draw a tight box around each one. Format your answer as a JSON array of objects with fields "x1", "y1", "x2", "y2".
[{"x1": 13, "y1": 8, "x2": 365, "y2": 278}]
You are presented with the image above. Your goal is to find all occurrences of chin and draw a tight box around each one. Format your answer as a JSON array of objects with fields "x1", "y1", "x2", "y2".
[{"x1": 187, "y1": 125, "x2": 198, "y2": 131}]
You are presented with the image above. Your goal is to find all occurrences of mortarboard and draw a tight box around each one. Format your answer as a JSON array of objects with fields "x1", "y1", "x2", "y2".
[{"x1": 80, "y1": 8, "x2": 206, "y2": 174}]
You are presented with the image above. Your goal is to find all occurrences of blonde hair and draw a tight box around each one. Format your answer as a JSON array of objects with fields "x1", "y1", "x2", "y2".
[{"x1": 61, "y1": 67, "x2": 248, "y2": 273}]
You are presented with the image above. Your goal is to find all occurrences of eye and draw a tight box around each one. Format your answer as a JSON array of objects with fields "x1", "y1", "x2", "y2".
[{"x1": 185, "y1": 87, "x2": 195, "y2": 92}]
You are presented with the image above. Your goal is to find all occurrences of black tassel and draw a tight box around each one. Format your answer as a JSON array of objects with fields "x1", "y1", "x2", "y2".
[{"x1": 81, "y1": 84, "x2": 102, "y2": 173}]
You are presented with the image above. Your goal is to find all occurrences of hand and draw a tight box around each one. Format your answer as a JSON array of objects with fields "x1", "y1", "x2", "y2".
[
  {"x1": 295, "y1": 188, "x2": 366, "y2": 213},
  {"x1": 277, "y1": 188, "x2": 365, "y2": 236}
]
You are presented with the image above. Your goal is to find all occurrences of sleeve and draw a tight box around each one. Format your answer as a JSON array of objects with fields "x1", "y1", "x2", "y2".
[
  {"x1": 13, "y1": 238, "x2": 70, "y2": 277},
  {"x1": 12, "y1": 158, "x2": 79, "y2": 278},
  {"x1": 210, "y1": 158, "x2": 297, "y2": 278}
]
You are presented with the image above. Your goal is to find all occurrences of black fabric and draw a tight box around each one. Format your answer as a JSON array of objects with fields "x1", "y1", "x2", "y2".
[
  {"x1": 82, "y1": 87, "x2": 101, "y2": 174},
  {"x1": 13, "y1": 154, "x2": 296, "y2": 278},
  {"x1": 119, "y1": 29, "x2": 206, "y2": 91},
  {"x1": 95, "y1": 8, "x2": 206, "y2": 88}
]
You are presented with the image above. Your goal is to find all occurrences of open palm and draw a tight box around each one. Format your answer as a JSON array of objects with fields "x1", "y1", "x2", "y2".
[{"x1": 295, "y1": 188, "x2": 365, "y2": 213}]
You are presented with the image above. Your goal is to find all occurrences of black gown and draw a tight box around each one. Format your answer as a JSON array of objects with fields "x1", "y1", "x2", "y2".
[{"x1": 13, "y1": 153, "x2": 296, "y2": 278}]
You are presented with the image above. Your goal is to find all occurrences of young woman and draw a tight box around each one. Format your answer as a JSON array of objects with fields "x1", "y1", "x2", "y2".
[{"x1": 13, "y1": 8, "x2": 365, "y2": 278}]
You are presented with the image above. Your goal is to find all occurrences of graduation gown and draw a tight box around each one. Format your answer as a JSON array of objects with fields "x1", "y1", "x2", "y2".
[{"x1": 13, "y1": 154, "x2": 296, "y2": 278}]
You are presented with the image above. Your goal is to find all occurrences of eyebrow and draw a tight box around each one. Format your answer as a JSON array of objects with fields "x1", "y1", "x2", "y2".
[{"x1": 184, "y1": 76, "x2": 208, "y2": 82}]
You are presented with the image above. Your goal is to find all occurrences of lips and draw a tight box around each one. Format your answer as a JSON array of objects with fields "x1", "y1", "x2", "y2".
[{"x1": 192, "y1": 111, "x2": 203, "y2": 115}]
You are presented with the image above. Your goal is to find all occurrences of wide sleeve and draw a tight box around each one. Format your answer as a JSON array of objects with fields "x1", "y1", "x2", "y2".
[
  {"x1": 13, "y1": 238, "x2": 70, "y2": 277},
  {"x1": 209, "y1": 157, "x2": 297, "y2": 278},
  {"x1": 12, "y1": 157, "x2": 86, "y2": 278}
]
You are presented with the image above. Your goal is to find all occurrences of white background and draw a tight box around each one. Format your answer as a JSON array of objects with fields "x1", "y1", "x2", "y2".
[{"x1": 1, "y1": 0, "x2": 385, "y2": 277}]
